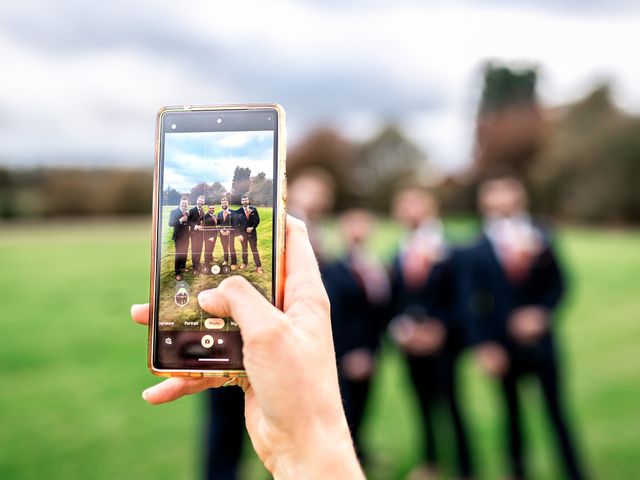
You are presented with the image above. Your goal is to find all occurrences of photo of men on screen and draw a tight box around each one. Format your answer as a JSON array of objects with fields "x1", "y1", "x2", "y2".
[{"x1": 159, "y1": 130, "x2": 275, "y2": 330}]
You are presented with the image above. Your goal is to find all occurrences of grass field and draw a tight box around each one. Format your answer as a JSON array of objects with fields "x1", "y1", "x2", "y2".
[{"x1": 0, "y1": 219, "x2": 639, "y2": 479}]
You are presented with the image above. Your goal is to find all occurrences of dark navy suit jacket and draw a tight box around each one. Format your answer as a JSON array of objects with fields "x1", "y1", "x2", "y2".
[
  {"x1": 234, "y1": 206, "x2": 260, "y2": 239},
  {"x1": 168, "y1": 207, "x2": 190, "y2": 241},
  {"x1": 389, "y1": 248, "x2": 469, "y2": 351},
  {"x1": 464, "y1": 227, "x2": 565, "y2": 351},
  {"x1": 322, "y1": 257, "x2": 387, "y2": 360}
]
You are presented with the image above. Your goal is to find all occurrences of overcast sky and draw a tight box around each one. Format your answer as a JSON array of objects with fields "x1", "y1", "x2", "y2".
[
  {"x1": 164, "y1": 131, "x2": 273, "y2": 192},
  {"x1": 1, "y1": 0, "x2": 639, "y2": 172}
]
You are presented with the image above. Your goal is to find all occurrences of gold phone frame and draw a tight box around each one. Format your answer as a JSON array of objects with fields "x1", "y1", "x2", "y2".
[{"x1": 148, "y1": 103, "x2": 286, "y2": 378}]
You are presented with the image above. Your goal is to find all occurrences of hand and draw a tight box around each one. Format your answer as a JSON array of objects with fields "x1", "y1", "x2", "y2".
[
  {"x1": 194, "y1": 225, "x2": 202, "y2": 231},
  {"x1": 207, "y1": 237, "x2": 214, "y2": 243},
  {"x1": 475, "y1": 342, "x2": 509, "y2": 377},
  {"x1": 508, "y1": 306, "x2": 548, "y2": 344},
  {"x1": 389, "y1": 316, "x2": 445, "y2": 356},
  {"x1": 221, "y1": 229, "x2": 228, "y2": 236},
  {"x1": 340, "y1": 349, "x2": 375, "y2": 381},
  {"x1": 247, "y1": 227, "x2": 254, "y2": 233},
  {"x1": 179, "y1": 217, "x2": 186, "y2": 223},
  {"x1": 131, "y1": 217, "x2": 363, "y2": 479}
]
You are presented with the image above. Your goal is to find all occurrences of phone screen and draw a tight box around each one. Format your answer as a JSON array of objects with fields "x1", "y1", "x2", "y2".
[{"x1": 153, "y1": 108, "x2": 279, "y2": 371}]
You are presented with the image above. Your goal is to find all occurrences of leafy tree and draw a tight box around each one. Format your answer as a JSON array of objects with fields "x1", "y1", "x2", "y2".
[
  {"x1": 249, "y1": 172, "x2": 273, "y2": 205},
  {"x1": 230, "y1": 167, "x2": 251, "y2": 204},
  {"x1": 164, "y1": 186, "x2": 182, "y2": 205},
  {"x1": 190, "y1": 182, "x2": 209, "y2": 204}
]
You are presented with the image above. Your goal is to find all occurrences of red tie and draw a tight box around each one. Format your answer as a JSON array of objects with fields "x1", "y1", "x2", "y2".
[
  {"x1": 245, "y1": 208, "x2": 250, "y2": 219},
  {"x1": 402, "y1": 234, "x2": 432, "y2": 292},
  {"x1": 224, "y1": 211, "x2": 228, "y2": 221}
]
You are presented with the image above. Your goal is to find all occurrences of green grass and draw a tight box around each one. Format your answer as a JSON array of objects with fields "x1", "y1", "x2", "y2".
[{"x1": 0, "y1": 219, "x2": 639, "y2": 479}]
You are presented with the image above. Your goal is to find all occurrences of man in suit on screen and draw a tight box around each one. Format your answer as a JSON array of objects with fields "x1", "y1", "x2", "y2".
[
  {"x1": 168, "y1": 196, "x2": 190, "y2": 281},
  {"x1": 188, "y1": 195, "x2": 206, "y2": 273},
  {"x1": 217, "y1": 196, "x2": 237, "y2": 270},
  {"x1": 202, "y1": 205, "x2": 218, "y2": 270},
  {"x1": 235, "y1": 193, "x2": 263, "y2": 274}
]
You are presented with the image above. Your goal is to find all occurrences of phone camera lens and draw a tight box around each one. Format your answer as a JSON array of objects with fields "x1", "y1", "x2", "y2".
[
  {"x1": 216, "y1": 118, "x2": 222, "y2": 124},
  {"x1": 170, "y1": 123, "x2": 177, "y2": 130}
]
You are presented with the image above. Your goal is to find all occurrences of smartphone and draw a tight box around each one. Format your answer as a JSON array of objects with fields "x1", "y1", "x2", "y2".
[{"x1": 148, "y1": 104, "x2": 286, "y2": 377}]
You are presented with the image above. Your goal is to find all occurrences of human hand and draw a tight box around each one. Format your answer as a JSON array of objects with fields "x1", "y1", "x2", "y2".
[
  {"x1": 194, "y1": 225, "x2": 202, "y2": 231},
  {"x1": 389, "y1": 315, "x2": 446, "y2": 356},
  {"x1": 475, "y1": 342, "x2": 509, "y2": 377},
  {"x1": 508, "y1": 306, "x2": 548, "y2": 344},
  {"x1": 247, "y1": 227, "x2": 254, "y2": 233},
  {"x1": 340, "y1": 349, "x2": 375, "y2": 381},
  {"x1": 131, "y1": 216, "x2": 363, "y2": 479}
]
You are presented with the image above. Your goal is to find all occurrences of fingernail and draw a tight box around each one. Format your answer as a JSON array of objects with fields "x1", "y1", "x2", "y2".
[
  {"x1": 198, "y1": 289, "x2": 213, "y2": 303},
  {"x1": 142, "y1": 389, "x2": 150, "y2": 401}
]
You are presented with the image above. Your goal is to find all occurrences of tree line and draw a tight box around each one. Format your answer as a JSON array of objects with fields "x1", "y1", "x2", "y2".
[{"x1": 163, "y1": 166, "x2": 273, "y2": 206}]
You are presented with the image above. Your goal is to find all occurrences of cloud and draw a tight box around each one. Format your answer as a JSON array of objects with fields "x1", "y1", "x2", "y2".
[
  {"x1": 0, "y1": 0, "x2": 639, "y2": 173},
  {"x1": 164, "y1": 131, "x2": 273, "y2": 191}
]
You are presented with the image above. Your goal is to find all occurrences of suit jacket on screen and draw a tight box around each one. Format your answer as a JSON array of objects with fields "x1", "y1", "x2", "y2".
[
  {"x1": 169, "y1": 207, "x2": 190, "y2": 241},
  {"x1": 217, "y1": 209, "x2": 235, "y2": 231},
  {"x1": 187, "y1": 206, "x2": 205, "y2": 232},
  {"x1": 234, "y1": 206, "x2": 260, "y2": 238}
]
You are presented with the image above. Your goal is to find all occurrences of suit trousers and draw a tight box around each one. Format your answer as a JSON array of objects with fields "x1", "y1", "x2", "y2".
[
  {"x1": 406, "y1": 348, "x2": 474, "y2": 478},
  {"x1": 204, "y1": 388, "x2": 245, "y2": 480},
  {"x1": 240, "y1": 235, "x2": 261, "y2": 267},
  {"x1": 191, "y1": 232, "x2": 204, "y2": 270},
  {"x1": 174, "y1": 236, "x2": 189, "y2": 275},
  {"x1": 220, "y1": 233, "x2": 237, "y2": 265},
  {"x1": 500, "y1": 341, "x2": 585, "y2": 480}
]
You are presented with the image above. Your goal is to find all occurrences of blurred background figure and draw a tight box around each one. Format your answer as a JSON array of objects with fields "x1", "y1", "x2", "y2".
[
  {"x1": 204, "y1": 388, "x2": 245, "y2": 480},
  {"x1": 388, "y1": 187, "x2": 474, "y2": 480},
  {"x1": 322, "y1": 209, "x2": 390, "y2": 461},
  {"x1": 286, "y1": 166, "x2": 336, "y2": 262},
  {"x1": 466, "y1": 172, "x2": 585, "y2": 480}
]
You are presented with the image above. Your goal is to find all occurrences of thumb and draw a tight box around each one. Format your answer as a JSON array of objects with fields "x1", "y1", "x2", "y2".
[{"x1": 198, "y1": 276, "x2": 285, "y2": 344}]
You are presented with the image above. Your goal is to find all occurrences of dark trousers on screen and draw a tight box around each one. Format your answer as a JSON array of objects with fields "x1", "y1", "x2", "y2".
[
  {"x1": 174, "y1": 237, "x2": 189, "y2": 275},
  {"x1": 240, "y1": 235, "x2": 261, "y2": 267}
]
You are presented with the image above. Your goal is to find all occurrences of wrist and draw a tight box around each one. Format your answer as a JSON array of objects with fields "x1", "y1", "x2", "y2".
[{"x1": 273, "y1": 421, "x2": 363, "y2": 480}]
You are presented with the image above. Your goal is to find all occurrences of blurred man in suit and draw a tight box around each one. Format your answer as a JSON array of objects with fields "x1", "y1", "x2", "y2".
[
  {"x1": 322, "y1": 209, "x2": 389, "y2": 460},
  {"x1": 388, "y1": 186, "x2": 474, "y2": 479},
  {"x1": 202, "y1": 205, "x2": 218, "y2": 270},
  {"x1": 287, "y1": 167, "x2": 336, "y2": 264},
  {"x1": 203, "y1": 198, "x2": 244, "y2": 480},
  {"x1": 467, "y1": 173, "x2": 585, "y2": 480},
  {"x1": 168, "y1": 196, "x2": 190, "y2": 281},
  {"x1": 217, "y1": 197, "x2": 237, "y2": 270},
  {"x1": 235, "y1": 193, "x2": 262, "y2": 274},
  {"x1": 188, "y1": 195, "x2": 207, "y2": 274}
]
